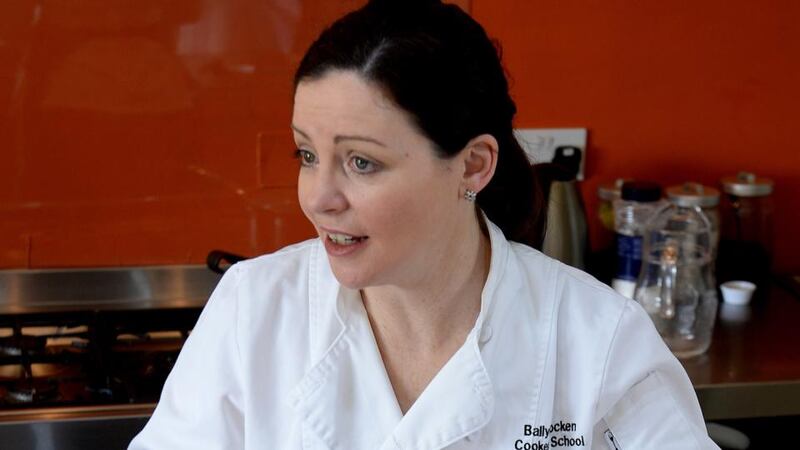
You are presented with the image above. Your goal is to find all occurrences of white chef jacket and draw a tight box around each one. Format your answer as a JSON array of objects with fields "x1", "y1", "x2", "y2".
[{"x1": 129, "y1": 218, "x2": 718, "y2": 450}]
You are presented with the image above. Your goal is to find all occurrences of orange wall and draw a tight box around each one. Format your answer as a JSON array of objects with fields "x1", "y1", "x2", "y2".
[
  {"x1": 0, "y1": 0, "x2": 360, "y2": 267},
  {"x1": 474, "y1": 0, "x2": 800, "y2": 271},
  {"x1": 1, "y1": 0, "x2": 797, "y2": 271}
]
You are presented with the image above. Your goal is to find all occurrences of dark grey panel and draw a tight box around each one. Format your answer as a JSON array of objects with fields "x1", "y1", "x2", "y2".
[{"x1": 0, "y1": 416, "x2": 148, "y2": 450}]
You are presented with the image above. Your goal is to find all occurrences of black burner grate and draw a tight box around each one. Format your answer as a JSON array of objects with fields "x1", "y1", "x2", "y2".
[{"x1": 0, "y1": 308, "x2": 201, "y2": 410}]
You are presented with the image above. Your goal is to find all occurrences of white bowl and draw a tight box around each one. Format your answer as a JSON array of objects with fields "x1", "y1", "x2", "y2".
[{"x1": 720, "y1": 281, "x2": 757, "y2": 305}]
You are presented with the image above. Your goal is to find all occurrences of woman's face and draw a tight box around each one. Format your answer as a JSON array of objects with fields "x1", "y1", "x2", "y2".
[{"x1": 292, "y1": 70, "x2": 468, "y2": 289}]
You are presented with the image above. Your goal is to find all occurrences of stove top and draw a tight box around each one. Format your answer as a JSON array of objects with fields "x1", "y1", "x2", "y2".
[
  {"x1": 0, "y1": 265, "x2": 220, "y2": 421},
  {"x1": 0, "y1": 308, "x2": 200, "y2": 412}
]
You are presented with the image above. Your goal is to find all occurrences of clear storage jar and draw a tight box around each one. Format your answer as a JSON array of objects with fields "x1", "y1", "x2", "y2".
[{"x1": 717, "y1": 172, "x2": 774, "y2": 289}]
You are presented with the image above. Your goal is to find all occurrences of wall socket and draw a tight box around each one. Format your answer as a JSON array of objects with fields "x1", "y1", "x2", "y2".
[{"x1": 514, "y1": 128, "x2": 588, "y2": 180}]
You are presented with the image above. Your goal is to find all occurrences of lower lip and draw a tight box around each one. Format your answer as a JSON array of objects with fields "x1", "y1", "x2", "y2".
[{"x1": 323, "y1": 237, "x2": 368, "y2": 257}]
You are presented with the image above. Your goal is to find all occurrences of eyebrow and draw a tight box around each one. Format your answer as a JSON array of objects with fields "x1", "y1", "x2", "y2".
[{"x1": 291, "y1": 125, "x2": 387, "y2": 147}]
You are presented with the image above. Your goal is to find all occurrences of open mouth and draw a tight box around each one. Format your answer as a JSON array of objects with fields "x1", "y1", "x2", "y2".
[{"x1": 326, "y1": 233, "x2": 368, "y2": 245}]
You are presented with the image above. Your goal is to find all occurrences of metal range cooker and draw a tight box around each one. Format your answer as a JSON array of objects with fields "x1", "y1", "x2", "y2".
[{"x1": 0, "y1": 266, "x2": 222, "y2": 450}]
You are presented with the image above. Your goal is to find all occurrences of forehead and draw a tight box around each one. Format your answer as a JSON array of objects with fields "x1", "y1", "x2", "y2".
[{"x1": 292, "y1": 70, "x2": 418, "y2": 142}]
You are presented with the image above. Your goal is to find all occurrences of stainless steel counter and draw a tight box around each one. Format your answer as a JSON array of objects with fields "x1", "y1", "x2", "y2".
[
  {"x1": 0, "y1": 414, "x2": 150, "y2": 450},
  {"x1": 682, "y1": 283, "x2": 800, "y2": 420}
]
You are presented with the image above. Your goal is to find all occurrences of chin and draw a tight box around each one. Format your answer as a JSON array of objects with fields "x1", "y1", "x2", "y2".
[{"x1": 329, "y1": 264, "x2": 372, "y2": 290}]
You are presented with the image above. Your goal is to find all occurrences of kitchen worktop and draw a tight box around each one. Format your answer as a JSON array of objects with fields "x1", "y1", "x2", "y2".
[
  {"x1": 681, "y1": 282, "x2": 800, "y2": 420},
  {"x1": 2, "y1": 266, "x2": 798, "y2": 426}
]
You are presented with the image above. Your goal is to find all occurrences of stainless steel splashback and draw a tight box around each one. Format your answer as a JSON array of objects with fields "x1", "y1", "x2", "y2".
[{"x1": 0, "y1": 266, "x2": 222, "y2": 315}]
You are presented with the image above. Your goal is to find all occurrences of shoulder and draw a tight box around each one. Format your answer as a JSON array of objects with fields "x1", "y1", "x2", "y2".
[
  {"x1": 504, "y1": 242, "x2": 647, "y2": 368},
  {"x1": 225, "y1": 239, "x2": 324, "y2": 336},
  {"x1": 236, "y1": 238, "x2": 320, "y2": 278},
  {"x1": 233, "y1": 238, "x2": 321, "y2": 295},
  {"x1": 507, "y1": 241, "x2": 629, "y2": 321}
]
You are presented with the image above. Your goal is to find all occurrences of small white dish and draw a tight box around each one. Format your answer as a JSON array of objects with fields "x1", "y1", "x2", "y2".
[
  {"x1": 719, "y1": 302, "x2": 752, "y2": 322},
  {"x1": 720, "y1": 281, "x2": 756, "y2": 305}
]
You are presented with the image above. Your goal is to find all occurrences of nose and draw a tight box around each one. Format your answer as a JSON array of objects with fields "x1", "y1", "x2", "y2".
[{"x1": 298, "y1": 164, "x2": 349, "y2": 217}]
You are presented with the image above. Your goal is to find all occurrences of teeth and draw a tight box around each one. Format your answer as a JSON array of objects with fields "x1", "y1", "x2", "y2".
[{"x1": 328, "y1": 233, "x2": 362, "y2": 245}]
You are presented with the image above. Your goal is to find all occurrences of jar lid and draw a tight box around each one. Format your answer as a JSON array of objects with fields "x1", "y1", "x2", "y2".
[
  {"x1": 597, "y1": 178, "x2": 628, "y2": 201},
  {"x1": 721, "y1": 172, "x2": 773, "y2": 197},
  {"x1": 666, "y1": 182, "x2": 720, "y2": 208},
  {"x1": 621, "y1": 181, "x2": 662, "y2": 202}
]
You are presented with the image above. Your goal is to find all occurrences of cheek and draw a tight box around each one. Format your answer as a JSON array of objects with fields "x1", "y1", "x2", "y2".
[
  {"x1": 358, "y1": 179, "x2": 452, "y2": 240},
  {"x1": 357, "y1": 189, "x2": 410, "y2": 233},
  {"x1": 296, "y1": 175, "x2": 313, "y2": 222}
]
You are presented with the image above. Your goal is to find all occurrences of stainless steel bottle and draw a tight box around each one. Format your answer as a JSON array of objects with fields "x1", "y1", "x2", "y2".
[{"x1": 540, "y1": 146, "x2": 589, "y2": 270}]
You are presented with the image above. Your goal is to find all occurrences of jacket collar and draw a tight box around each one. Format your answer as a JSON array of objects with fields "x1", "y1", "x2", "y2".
[{"x1": 287, "y1": 216, "x2": 513, "y2": 450}]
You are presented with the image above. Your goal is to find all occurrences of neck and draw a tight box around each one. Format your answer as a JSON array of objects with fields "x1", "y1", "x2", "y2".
[{"x1": 361, "y1": 212, "x2": 491, "y2": 351}]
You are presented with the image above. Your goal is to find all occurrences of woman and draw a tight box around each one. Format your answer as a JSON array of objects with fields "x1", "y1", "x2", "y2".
[{"x1": 130, "y1": 0, "x2": 718, "y2": 448}]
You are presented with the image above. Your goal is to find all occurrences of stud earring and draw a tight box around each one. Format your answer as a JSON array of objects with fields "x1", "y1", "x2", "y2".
[{"x1": 464, "y1": 189, "x2": 477, "y2": 202}]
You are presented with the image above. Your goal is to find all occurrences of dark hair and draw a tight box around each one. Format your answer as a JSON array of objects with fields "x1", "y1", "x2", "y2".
[{"x1": 294, "y1": 0, "x2": 546, "y2": 248}]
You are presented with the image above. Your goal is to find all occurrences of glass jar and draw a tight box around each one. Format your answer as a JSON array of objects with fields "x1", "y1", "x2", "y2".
[
  {"x1": 590, "y1": 179, "x2": 628, "y2": 285},
  {"x1": 717, "y1": 172, "x2": 774, "y2": 289},
  {"x1": 597, "y1": 179, "x2": 627, "y2": 231},
  {"x1": 634, "y1": 202, "x2": 718, "y2": 358},
  {"x1": 666, "y1": 183, "x2": 721, "y2": 258}
]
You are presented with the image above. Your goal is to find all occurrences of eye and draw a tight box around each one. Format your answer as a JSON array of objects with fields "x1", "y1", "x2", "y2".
[
  {"x1": 349, "y1": 155, "x2": 379, "y2": 174},
  {"x1": 294, "y1": 149, "x2": 316, "y2": 167}
]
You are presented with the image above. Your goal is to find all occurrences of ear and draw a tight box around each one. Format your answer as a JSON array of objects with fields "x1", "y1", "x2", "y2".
[{"x1": 461, "y1": 133, "x2": 498, "y2": 194}]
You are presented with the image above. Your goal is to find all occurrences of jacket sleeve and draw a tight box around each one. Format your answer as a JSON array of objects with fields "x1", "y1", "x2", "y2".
[
  {"x1": 128, "y1": 263, "x2": 245, "y2": 450},
  {"x1": 594, "y1": 299, "x2": 719, "y2": 450}
]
